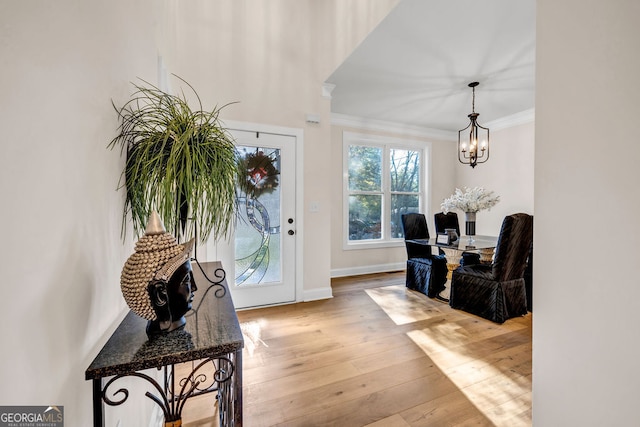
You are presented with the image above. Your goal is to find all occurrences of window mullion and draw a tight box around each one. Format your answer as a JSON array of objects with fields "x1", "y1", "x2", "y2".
[{"x1": 383, "y1": 145, "x2": 391, "y2": 241}]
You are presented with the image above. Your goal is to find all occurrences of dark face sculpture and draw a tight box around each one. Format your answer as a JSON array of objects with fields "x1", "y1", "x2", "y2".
[
  {"x1": 146, "y1": 260, "x2": 198, "y2": 338},
  {"x1": 167, "y1": 261, "x2": 198, "y2": 318}
]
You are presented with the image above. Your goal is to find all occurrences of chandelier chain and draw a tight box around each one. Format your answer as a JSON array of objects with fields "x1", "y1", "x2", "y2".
[{"x1": 471, "y1": 85, "x2": 475, "y2": 114}]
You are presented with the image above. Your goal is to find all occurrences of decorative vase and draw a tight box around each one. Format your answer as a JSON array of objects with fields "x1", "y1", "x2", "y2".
[
  {"x1": 465, "y1": 211, "x2": 476, "y2": 242},
  {"x1": 444, "y1": 228, "x2": 458, "y2": 243}
]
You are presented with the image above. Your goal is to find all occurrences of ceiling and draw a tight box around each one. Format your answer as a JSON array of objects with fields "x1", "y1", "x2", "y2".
[{"x1": 326, "y1": 0, "x2": 536, "y2": 133}]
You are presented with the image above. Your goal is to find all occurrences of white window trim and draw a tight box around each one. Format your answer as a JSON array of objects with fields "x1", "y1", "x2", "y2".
[{"x1": 342, "y1": 131, "x2": 431, "y2": 251}]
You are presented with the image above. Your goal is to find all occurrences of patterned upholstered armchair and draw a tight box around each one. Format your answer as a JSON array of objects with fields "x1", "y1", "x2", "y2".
[
  {"x1": 450, "y1": 213, "x2": 533, "y2": 323},
  {"x1": 401, "y1": 213, "x2": 448, "y2": 299}
]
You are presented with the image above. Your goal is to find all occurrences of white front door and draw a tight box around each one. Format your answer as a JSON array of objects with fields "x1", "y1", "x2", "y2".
[{"x1": 215, "y1": 128, "x2": 297, "y2": 309}]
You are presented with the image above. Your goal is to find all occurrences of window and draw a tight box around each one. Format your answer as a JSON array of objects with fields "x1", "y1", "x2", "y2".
[{"x1": 344, "y1": 132, "x2": 425, "y2": 248}]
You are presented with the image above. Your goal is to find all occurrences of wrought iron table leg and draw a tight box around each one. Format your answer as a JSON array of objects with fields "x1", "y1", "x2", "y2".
[
  {"x1": 95, "y1": 354, "x2": 243, "y2": 426},
  {"x1": 235, "y1": 349, "x2": 243, "y2": 426},
  {"x1": 93, "y1": 378, "x2": 104, "y2": 427}
]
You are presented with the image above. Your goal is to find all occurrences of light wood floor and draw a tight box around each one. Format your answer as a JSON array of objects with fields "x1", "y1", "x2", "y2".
[{"x1": 183, "y1": 271, "x2": 532, "y2": 427}]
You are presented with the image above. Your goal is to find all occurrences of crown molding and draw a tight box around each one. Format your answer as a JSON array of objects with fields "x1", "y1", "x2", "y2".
[
  {"x1": 331, "y1": 113, "x2": 457, "y2": 141},
  {"x1": 331, "y1": 108, "x2": 535, "y2": 140},
  {"x1": 485, "y1": 108, "x2": 535, "y2": 131},
  {"x1": 322, "y1": 83, "x2": 336, "y2": 99}
]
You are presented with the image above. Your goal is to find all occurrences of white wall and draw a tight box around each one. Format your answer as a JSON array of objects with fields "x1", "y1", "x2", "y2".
[
  {"x1": 534, "y1": 1, "x2": 640, "y2": 425},
  {"x1": 0, "y1": 1, "x2": 164, "y2": 425}
]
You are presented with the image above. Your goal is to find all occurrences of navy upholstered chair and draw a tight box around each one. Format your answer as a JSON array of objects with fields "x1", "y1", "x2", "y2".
[
  {"x1": 434, "y1": 211, "x2": 460, "y2": 236},
  {"x1": 401, "y1": 213, "x2": 447, "y2": 299},
  {"x1": 434, "y1": 212, "x2": 481, "y2": 265},
  {"x1": 449, "y1": 213, "x2": 533, "y2": 323},
  {"x1": 524, "y1": 242, "x2": 533, "y2": 311}
]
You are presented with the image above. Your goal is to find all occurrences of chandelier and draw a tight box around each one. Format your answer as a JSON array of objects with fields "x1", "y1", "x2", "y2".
[{"x1": 458, "y1": 82, "x2": 489, "y2": 168}]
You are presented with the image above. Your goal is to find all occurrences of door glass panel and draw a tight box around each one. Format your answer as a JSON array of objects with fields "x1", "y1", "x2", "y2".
[{"x1": 235, "y1": 146, "x2": 281, "y2": 286}]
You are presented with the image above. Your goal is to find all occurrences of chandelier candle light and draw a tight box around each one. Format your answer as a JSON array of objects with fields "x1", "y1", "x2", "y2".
[
  {"x1": 441, "y1": 187, "x2": 500, "y2": 242},
  {"x1": 458, "y1": 82, "x2": 489, "y2": 168}
]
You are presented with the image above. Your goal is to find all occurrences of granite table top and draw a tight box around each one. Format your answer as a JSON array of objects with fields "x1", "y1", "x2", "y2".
[{"x1": 85, "y1": 261, "x2": 244, "y2": 380}]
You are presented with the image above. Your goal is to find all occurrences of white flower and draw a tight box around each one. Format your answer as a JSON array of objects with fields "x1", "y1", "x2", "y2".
[{"x1": 441, "y1": 187, "x2": 500, "y2": 213}]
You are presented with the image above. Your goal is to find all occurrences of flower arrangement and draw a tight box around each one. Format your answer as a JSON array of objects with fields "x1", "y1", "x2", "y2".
[{"x1": 441, "y1": 187, "x2": 500, "y2": 214}]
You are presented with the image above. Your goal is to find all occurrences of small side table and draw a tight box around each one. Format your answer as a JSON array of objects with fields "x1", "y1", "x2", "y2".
[{"x1": 85, "y1": 261, "x2": 244, "y2": 427}]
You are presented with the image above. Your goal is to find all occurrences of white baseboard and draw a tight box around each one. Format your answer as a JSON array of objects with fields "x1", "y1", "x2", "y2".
[
  {"x1": 330, "y1": 262, "x2": 405, "y2": 278},
  {"x1": 303, "y1": 286, "x2": 334, "y2": 302}
]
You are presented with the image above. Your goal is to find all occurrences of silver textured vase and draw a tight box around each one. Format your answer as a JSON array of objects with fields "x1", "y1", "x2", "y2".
[{"x1": 444, "y1": 228, "x2": 459, "y2": 243}]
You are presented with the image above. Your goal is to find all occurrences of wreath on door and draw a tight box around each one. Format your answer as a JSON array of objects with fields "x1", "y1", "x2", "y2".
[{"x1": 237, "y1": 150, "x2": 280, "y2": 197}]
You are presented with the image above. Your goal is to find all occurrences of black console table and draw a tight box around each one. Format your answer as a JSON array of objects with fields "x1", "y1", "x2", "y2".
[{"x1": 85, "y1": 261, "x2": 244, "y2": 427}]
